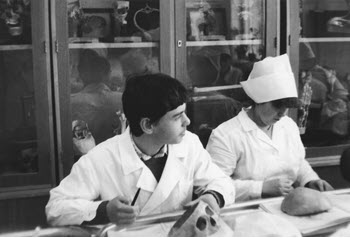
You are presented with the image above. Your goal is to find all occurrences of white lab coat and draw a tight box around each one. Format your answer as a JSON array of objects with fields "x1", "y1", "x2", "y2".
[
  {"x1": 46, "y1": 128, "x2": 235, "y2": 226},
  {"x1": 206, "y1": 109, "x2": 319, "y2": 202}
]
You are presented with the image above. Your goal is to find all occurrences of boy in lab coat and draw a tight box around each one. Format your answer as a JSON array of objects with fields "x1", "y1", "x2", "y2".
[{"x1": 46, "y1": 73, "x2": 235, "y2": 226}]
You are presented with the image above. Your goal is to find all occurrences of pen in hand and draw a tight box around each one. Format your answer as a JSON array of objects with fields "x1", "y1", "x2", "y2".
[
  {"x1": 110, "y1": 190, "x2": 140, "y2": 233},
  {"x1": 131, "y1": 188, "x2": 141, "y2": 206}
]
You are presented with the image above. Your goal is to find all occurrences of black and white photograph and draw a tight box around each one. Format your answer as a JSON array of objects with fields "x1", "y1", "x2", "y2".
[{"x1": 1, "y1": 0, "x2": 350, "y2": 237}]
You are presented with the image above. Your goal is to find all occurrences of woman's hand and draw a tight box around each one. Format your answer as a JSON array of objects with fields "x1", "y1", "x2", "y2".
[
  {"x1": 262, "y1": 178, "x2": 293, "y2": 198},
  {"x1": 305, "y1": 179, "x2": 334, "y2": 191}
]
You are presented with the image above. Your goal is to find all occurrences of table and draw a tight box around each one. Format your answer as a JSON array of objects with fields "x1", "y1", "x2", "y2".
[{"x1": 1, "y1": 188, "x2": 350, "y2": 237}]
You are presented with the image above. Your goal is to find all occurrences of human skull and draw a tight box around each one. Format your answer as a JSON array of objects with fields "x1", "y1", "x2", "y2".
[
  {"x1": 168, "y1": 201, "x2": 233, "y2": 237},
  {"x1": 113, "y1": 0, "x2": 129, "y2": 25},
  {"x1": 72, "y1": 120, "x2": 89, "y2": 139},
  {"x1": 193, "y1": 203, "x2": 219, "y2": 236}
]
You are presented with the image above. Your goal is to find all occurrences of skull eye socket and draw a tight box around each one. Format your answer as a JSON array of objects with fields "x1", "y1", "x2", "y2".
[
  {"x1": 73, "y1": 126, "x2": 88, "y2": 139},
  {"x1": 196, "y1": 216, "x2": 207, "y2": 231},
  {"x1": 117, "y1": 7, "x2": 129, "y2": 14},
  {"x1": 210, "y1": 217, "x2": 217, "y2": 226},
  {"x1": 205, "y1": 206, "x2": 214, "y2": 216}
]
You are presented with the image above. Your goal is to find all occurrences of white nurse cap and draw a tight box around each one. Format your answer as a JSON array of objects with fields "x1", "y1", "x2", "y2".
[{"x1": 240, "y1": 54, "x2": 298, "y2": 103}]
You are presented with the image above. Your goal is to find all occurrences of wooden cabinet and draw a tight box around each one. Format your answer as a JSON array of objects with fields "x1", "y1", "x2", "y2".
[
  {"x1": 1, "y1": 0, "x2": 348, "y2": 231},
  {"x1": 0, "y1": 1, "x2": 54, "y2": 192},
  {"x1": 52, "y1": 0, "x2": 279, "y2": 177},
  {"x1": 53, "y1": 0, "x2": 169, "y2": 177},
  {"x1": 0, "y1": 0, "x2": 54, "y2": 231},
  {"x1": 2, "y1": 0, "x2": 346, "y2": 207}
]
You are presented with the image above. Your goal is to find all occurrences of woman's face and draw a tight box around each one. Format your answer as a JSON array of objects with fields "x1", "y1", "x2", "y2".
[{"x1": 255, "y1": 102, "x2": 288, "y2": 126}]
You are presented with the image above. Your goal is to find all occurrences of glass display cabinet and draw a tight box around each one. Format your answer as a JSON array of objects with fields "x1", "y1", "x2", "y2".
[
  {"x1": 175, "y1": 0, "x2": 278, "y2": 146},
  {"x1": 4, "y1": 0, "x2": 338, "y2": 195},
  {"x1": 0, "y1": 0, "x2": 54, "y2": 230},
  {"x1": 0, "y1": 0, "x2": 54, "y2": 191},
  {"x1": 54, "y1": 0, "x2": 279, "y2": 176},
  {"x1": 0, "y1": 0, "x2": 280, "y2": 201},
  {"x1": 290, "y1": 0, "x2": 350, "y2": 169},
  {"x1": 54, "y1": 0, "x2": 168, "y2": 177},
  {"x1": 4, "y1": 0, "x2": 348, "y2": 232}
]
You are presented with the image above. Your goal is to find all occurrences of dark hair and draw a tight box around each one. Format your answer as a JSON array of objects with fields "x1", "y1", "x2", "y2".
[
  {"x1": 235, "y1": 45, "x2": 248, "y2": 59},
  {"x1": 340, "y1": 147, "x2": 350, "y2": 182},
  {"x1": 78, "y1": 49, "x2": 99, "y2": 72},
  {"x1": 78, "y1": 50, "x2": 111, "y2": 85},
  {"x1": 220, "y1": 53, "x2": 232, "y2": 64},
  {"x1": 81, "y1": 16, "x2": 107, "y2": 34},
  {"x1": 122, "y1": 73, "x2": 188, "y2": 136},
  {"x1": 271, "y1": 97, "x2": 300, "y2": 109}
]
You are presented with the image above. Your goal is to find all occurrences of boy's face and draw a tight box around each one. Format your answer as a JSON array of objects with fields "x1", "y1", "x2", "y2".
[{"x1": 151, "y1": 103, "x2": 191, "y2": 145}]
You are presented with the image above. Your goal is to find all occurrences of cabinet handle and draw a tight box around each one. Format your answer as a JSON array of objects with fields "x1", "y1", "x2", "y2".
[
  {"x1": 55, "y1": 40, "x2": 59, "y2": 53},
  {"x1": 288, "y1": 35, "x2": 291, "y2": 46},
  {"x1": 177, "y1": 40, "x2": 182, "y2": 48},
  {"x1": 43, "y1": 41, "x2": 47, "y2": 53}
]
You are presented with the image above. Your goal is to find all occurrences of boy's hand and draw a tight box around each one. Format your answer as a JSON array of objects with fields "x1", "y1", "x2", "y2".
[
  {"x1": 185, "y1": 193, "x2": 220, "y2": 214},
  {"x1": 106, "y1": 196, "x2": 138, "y2": 225}
]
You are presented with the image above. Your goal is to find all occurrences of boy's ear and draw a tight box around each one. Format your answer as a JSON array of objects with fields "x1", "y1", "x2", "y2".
[{"x1": 139, "y1": 118, "x2": 153, "y2": 134}]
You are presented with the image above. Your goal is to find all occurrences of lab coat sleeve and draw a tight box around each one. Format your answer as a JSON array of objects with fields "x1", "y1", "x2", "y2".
[
  {"x1": 45, "y1": 155, "x2": 103, "y2": 226},
  {"x1": 294, "y1": 126, "x2": 319, "y2": 186},
  {"x1": 191, "y1": 134, "x2": 235, "y2": 206},
  {"x1": 206, "y1": 128, "x2": 263, "y2": 201}
]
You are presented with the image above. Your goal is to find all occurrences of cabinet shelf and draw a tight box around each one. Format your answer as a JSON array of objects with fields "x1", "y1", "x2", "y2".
[
  {"x1": 0, "y1": 45, "x2": 32, "y2": 51},
  {"x1": 68, "y1": 42, "x2": 159, "y2": 49},
  {"x1": 186, "y1": 39, "x2": 262, "y2": 47},
  {"x1": 193, "y1": 85, "x2": 242, "y2": 93},
  {"x1": 306, "y1": 155, "x2": 340, "y2": 167},
  {"x1": 300, "y1": 37, "x2": 350, "y2": 43}
]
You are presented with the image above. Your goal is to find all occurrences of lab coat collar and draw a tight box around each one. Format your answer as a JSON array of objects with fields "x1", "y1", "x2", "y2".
[
  {"x1": 118, "y1": 128, "x2": 188, "y2": 212},
  {"x1": 238, "y1": 107, "x2": 286, "y2": 132},
  {"x1": 238, "y1": 108, "x2": 285, "y2": 150},
  {"x1": 238, "y1": 108, "x2": 259, "y2": 132},
  {"x1": 118, "y1": 128, "x2": 158, "y2": 192},
  {"x1": 238, "y1": 108, "x2": 272, "y2": 145},
  {"x1": 140, "y1": 139, "x2": 187, "y2": 214},
  {"x1": 119, "y1": 127, "x2": 144, "y2": 176}
]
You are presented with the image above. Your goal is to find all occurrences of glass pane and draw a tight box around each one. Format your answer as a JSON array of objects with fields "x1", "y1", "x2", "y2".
[
  {"x1": 67, "y1": 0, "x2": 160, "y2": 43},
  {"x1": 185, "y1": 0, "x2": 266, "y2": 146},
  {"x1": 0, "y1": 0, "x2": 32, "y2": 45},
  {"x1": 67, "y1": 0, "x2": 160, "y2": 160},
  {"x1": 299, "y1": 0, "x2": 350, "y2": 147},
  {"x1": 0, "y1": 0, "x2": 37, "y2": 176}
]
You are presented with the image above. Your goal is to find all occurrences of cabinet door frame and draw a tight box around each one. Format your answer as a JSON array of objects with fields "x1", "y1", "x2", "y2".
[
  {"x1": 160, "y1": 0, "x2": 176, "y2": 77},
  {"x1": 0, "y1": 0, "x2": 55, "y2": 196},
  {"x1": 53, "y1": 0, "x2": 176, "y2": 180},
  {"x1": 267, "y1": 0, "x2": 280, "y2": 57},
  {"x1": 51, "y1": 0, "x2": 73, "y2": 180}
]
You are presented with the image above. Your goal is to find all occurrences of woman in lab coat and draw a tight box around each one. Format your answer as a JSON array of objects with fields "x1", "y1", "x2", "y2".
[{"x1": 206, "y1": 54, "x2": 333, "y2": 202}]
